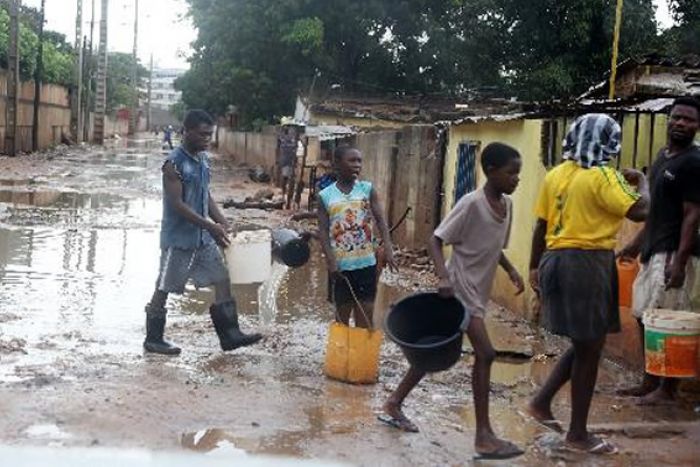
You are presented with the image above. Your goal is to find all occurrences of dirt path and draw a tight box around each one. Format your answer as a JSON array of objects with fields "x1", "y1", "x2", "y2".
[{"x1": 0, "y1": 138, "x2": 698, "y2": 466}]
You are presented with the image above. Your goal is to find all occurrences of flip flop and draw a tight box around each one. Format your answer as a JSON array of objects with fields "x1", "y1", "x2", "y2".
[
  {"x1": 474, "y1": 441, "x2": 525, "y2": 460},
  {"x1": 517, "y1": 410, "x2": 564, "y2": 434},
  {"x1": 377, "y1": 414, "x2": 419, "y2": 433},
  {"x1": 564, "y1": 438, "x2": 618, "y2": 455}
]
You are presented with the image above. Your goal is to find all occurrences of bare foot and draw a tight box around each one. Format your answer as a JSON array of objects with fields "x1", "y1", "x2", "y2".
[
  {"x1": 526, "y1": 400, "x2": 555, "y2": 421},
  {"x1": 616, "y1": 379, "x2": 659, "y2": 397},
  {"x1": 635, "y1": 387, "x2": 676, "y2": 406},
  {"x1": 475, "y1": 433, "x2": 524, "y2": 459},
  {"x1": 379, "y1": 401, "x2": 419, "y2": 433},
  {"x1": 523, "y1": 404, "x2": 564, "y2": 433}
]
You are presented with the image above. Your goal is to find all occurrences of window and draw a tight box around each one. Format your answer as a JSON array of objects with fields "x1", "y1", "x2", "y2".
[
  {"x1": 541, "y1": 119, "x2": 559, "y2": 168},
  {"x1": 454, "y1": 141, "x2": 478, "y2": 203}
]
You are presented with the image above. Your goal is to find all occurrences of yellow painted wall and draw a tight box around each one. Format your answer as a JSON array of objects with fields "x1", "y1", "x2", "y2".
[
  {"x1": 443, "y1": 119, "x2": 547, "y2": 317},
  {"x1": 619, "y1": 114, "x2": 669, "y2": 169}
]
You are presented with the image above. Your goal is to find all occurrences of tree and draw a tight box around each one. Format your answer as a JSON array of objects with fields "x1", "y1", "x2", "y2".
[
  {"x1": 663, "y1": 0, "x2": 700, "y2": 56},
  {"x1": 106, "y1": 52, "x2": 148, "y2": 113},
  {"x1": 177, "y1": 0, "x2": 661, "y2": 124},
  {"x1": 0, "y1": 5, "x2": 74, "y2": 86},
  {"x1": 492, "y1": 0, "x2": 659, "y2": 100}
]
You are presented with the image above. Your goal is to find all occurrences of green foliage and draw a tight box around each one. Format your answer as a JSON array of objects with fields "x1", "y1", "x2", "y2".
[
  {"x1": 282, "y1": 17, "x2": 324, "y2": 56},
  {"x1": 178, "y1": 0, "x2": 665, "y2": 124},
  {"x1": 662, "y1": 0, "x2": 700, "y2": 56},
  {"x1": 0, "y1": 6, "x2": 74, "y2": 86},
  {"x1": 496, "y1": 0, "x2": 659, "y2": 100},
  {"x1": 106, "y1": 52, "x2": 149, "y2": 112}
]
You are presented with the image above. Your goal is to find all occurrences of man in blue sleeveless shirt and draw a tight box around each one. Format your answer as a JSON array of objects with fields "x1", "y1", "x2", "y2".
[{"x1": 144, "y1": 109, "x2": 262, "y2": 355}]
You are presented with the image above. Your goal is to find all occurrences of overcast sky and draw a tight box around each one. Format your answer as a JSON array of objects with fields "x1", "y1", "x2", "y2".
[
  {"x1": 24, "y1": 0, "x2": 676, "y2": 71},
  {"x1": 23, "y1": 0, "x2": 196, "y2": 70}
]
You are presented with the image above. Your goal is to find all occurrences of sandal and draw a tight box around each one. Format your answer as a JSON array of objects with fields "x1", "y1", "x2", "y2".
[
  {"x1": 564, "y1": 437, "x2": 618, "y2": 455},
  {"x1": 377, "y1": 413, "x2": 419, "y2": 433},
  {"x1": 474, "y1": 440, "x2": 525, "y2": 460}
]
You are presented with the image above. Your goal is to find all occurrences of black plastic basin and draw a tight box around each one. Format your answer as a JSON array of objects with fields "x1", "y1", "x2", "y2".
[{"x1": 385, "y1": 292, "x2": 467, "y2": 373}]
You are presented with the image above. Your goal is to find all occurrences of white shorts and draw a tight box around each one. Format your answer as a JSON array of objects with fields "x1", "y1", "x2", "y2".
[{"x1": 632, "y1": 252, "x2": 700, "y2": 319}]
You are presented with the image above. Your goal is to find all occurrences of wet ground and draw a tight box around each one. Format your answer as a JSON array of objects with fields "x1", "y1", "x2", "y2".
[{"x1": 0, "y1": 138, "x2": 698, "y2": 466}]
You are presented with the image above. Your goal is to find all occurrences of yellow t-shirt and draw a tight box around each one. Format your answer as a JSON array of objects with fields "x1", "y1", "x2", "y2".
[{"x1": 535, "y1": 161, "x2": 640, "y2": 250}]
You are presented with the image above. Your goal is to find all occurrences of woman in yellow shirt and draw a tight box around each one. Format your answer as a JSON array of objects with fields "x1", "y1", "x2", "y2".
[{"x1": 526, "y1": 114, "x2": 649, "y2": 454}]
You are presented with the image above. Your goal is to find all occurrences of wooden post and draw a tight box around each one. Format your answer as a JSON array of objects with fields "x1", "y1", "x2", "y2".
[
  {"x1": 93, "y1": 0, "x2": 109, "y2": 144},
  {"x1": 128, "y1": 0, "x2": 139, "y2": 136},
  {"x1": 71, "y1": 0, "x2": 84, "y2": 143},
  {"x1": 32, "y1": 0, "x2": 46, "y2": 151},
  {"x1": 146, "y1": 54, "x2": 153, "y2": 131},
  {"x1": 5, "y1": 0, "x2": 21, "y2": 156},
  {"x1": 609, "y1": 0, "x2": 624, "y2": 100},
  {"x1": 82, "y1": 0, "x2": 95, "y2": 142}
]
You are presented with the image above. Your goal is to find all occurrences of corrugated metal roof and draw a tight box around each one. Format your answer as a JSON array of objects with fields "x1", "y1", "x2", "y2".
[
  {"x1": 625, "y1": 97, "x2": 675, "y2": 112},
  {"x1": 304, "y1": 125, "x2": 356, "y2": 141},
  {"x1": 437, "y1": 112, "x2": 533, "y2": 126},
  {"x1": 579, "y1": 54, "x2": 700, "y2": 100}
]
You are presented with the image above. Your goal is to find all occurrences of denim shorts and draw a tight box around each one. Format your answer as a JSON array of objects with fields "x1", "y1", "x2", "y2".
[{"x1": 156, "y1": 242, "x2": 229, "y2": 294}]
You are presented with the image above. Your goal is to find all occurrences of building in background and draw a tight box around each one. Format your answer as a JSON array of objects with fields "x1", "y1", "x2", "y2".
[
  {"x1": 151, "y1": 68, "x2": 185, "y2": 110},
  {"x1": 142, "y1": 68, "x2": 186, "y2": 129}
]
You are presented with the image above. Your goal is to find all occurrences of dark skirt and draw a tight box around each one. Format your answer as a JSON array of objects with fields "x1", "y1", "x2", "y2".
[{"x1": 539, "y1": 249, "x2": 620, "y2": 341}]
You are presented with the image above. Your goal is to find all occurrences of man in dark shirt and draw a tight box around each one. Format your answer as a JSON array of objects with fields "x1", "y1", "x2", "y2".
[
  {"x1": 277, "y1": 126, "x2": 299, "y2": 190},
  {"x1": 619, "y1": 97, "x2": 700, "y2": 405}
]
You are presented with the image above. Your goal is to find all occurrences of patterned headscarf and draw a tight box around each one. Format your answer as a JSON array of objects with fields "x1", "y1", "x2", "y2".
[{"x1": 562, "y1": 114, "x2": 622, "y2": 168}]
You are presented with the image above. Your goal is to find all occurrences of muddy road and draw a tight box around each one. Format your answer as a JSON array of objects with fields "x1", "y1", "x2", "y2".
[{"x1": 0, "y1": 139, "x2": 698, "y2": 466}]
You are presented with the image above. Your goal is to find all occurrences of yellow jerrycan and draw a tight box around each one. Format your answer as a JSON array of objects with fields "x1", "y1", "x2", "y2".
[{"x1": 324, "y1": 276, "x2": 383, "y2": 384}]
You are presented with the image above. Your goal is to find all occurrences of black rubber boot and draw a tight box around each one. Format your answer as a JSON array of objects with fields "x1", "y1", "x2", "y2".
[
  {"x1": 143, "y1": 305, "x2": 181, "y2": 355},
  {"x1": 209, "y1": 300, "x2": 262, "y2": 351}
]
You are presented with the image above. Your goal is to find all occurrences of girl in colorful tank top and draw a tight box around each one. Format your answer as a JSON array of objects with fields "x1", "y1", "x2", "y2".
[{"x1": 318, "y1": 146, "x2": 397, "y2": 329}]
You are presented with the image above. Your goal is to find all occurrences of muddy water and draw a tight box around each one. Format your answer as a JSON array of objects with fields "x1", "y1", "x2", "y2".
[{"x1": 0, "y1": 141, "x2": 698, "y2": 466}]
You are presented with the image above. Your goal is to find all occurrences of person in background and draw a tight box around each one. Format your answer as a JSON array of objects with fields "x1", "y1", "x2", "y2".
[
  {"x1": 527, "y1": 114, "x2": 649, "y2": 455},
  {"x1": 163, "y1": 125, "x2": 174, "y2": 150},
  {"x1": 381, "y1": 143, "x2": 525, "y2": 460},
  {"x1": 277, "y1": 126, "x2": 298, "y2": 192},
  {"x1": 617, "y1": 97, "x2": 700, "y2": 405},
  {"x1": 143, "y1": 109, "x2": 262, "y2": 355}
]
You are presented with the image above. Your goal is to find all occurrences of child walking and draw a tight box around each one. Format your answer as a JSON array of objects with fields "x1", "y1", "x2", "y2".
[
  {"x1": 380, "y1": 143, "x2": 525, "y2": 460},
  {"x1": 318, "y1": 146, "x2": 397, "y2": 329}
]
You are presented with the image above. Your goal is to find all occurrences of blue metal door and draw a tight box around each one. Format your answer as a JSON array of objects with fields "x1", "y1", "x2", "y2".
[{"x1": 455, "y1": 142, "x2": 477, "y2": 203}]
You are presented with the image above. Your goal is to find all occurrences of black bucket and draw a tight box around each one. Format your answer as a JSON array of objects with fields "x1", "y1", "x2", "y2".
[
  {"x1": 385, "y1": 292, "x2": 467, "y2": 373},
  {"x1": 271, "y1": 228, "x2": 311, "y2": 268}
]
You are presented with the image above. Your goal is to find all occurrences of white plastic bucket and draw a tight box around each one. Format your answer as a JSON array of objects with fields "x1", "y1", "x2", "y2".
[
  {"x1": 224, "y1": 230, "x2": 271, "y2": 284},
  {"x1": 642, "y1": 309, "x2": 700, "y2": 378}
]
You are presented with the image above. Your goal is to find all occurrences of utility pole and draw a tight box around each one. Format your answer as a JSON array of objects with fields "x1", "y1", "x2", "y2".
[
  {"x1": 5, "y1": 0, "x2": 20, "y2": 156},
  {"x1": 146, "y1": 53, "x2": 153, "y2": 131},
  {"x1": 128, "y1": 0, "x2": 139, "y2": 136},
  {"x1": 81, "y1": 34, "x2": 89, "y2": 141},
  {"x1": 32, "y1": 0, "x2": 46, "y2": 151},
  {"x1": 93, "y1": 0, "x2": 108, "y2": 144},
  {"x1": 609, "y1": 0, "x2": 624, "y2": 100},
  {"x1": 83, "y1": 0, "x2": 96, "y2": 141},
  {"x1": 72, "y1": 0, "x2": 84, "y2": 142}
]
